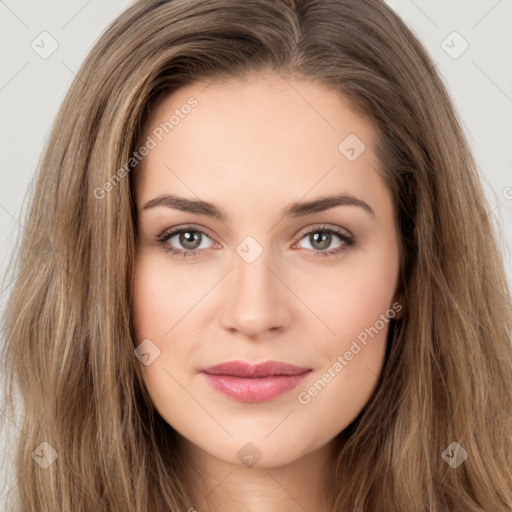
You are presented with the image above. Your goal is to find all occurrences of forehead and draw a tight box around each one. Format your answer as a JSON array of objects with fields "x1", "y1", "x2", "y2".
[{"x1": 133, "y1": 72, "x2": 388, "y2": 217}]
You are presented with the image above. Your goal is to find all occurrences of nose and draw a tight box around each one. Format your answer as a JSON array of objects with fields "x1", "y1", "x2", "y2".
[{"x1": 219, "y1": 245, "x2": 292, "y2": 339}]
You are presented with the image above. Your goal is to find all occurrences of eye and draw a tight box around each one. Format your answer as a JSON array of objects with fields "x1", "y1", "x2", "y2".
[
  {"x1": 156, "y1": 224, "x2": 355, "y2": 260},
  {"x1": 294, "y1": 225, "x2": 354, "y2": 258},
  {"x1": 156, "y1": 226, "x2": 217, "y2": 259}
]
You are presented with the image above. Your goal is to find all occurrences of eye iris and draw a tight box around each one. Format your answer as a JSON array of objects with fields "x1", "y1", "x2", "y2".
[
  {"x1": 180, "y1": 230, "x2": 202, "y2": 250},
  {"x1": 310, "y1": 231, "x2": 331, "y2": 250}
]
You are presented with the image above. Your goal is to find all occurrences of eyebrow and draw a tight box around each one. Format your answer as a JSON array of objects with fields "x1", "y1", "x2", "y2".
[{"x1": 142, "y1": 193, "x2": 375, "y2": 219}]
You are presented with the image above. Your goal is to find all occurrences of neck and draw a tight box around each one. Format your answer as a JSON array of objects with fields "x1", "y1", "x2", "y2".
[{"x1": 179, "y1": 436, "x2": 339, "y2": 512}]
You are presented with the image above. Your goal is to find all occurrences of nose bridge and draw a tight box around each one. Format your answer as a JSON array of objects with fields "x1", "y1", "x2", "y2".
[
  {"x1": 235, "y1": 242, "x2": 273, "y2": 296},
  {"x1": 220, "y1": 236, "x2": 289, "y2": 336}
]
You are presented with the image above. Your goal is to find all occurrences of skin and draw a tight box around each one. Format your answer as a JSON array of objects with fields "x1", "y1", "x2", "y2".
[{"x1": 131, "y1": 71, "x2": 402, "y2": 512}]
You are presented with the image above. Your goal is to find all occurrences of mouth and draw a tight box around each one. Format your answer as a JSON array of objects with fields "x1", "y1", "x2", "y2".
[{"x1": 201, "y1": 360, "x2": 312, "y2": 402}]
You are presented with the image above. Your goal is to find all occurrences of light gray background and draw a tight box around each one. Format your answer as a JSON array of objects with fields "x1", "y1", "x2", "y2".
[{"x1": 1, "y1": 0, "x2": 511, "y2": 508}]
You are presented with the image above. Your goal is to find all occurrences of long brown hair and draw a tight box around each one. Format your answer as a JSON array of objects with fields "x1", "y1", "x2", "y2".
[{"x1": 2, "y1": 0, "x2": 511, "y2": 510}]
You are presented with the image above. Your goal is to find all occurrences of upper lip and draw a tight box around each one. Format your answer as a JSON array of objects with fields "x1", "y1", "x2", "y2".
[{"x1": 201, "y1": 360, "x2": 312, "y2": 378}]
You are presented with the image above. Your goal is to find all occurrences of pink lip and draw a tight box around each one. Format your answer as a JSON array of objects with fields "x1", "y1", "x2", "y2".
[{"x1": 201, "y1": 360, "x2": 312, "y2": 402}]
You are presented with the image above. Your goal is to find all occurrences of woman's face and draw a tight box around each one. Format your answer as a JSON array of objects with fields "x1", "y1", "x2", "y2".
[{"x1": 131, "y1": 72, "x2": 401, "y2": 468}]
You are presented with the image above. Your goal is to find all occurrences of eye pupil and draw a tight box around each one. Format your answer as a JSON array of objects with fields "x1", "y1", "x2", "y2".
[
  {"x1": 180, "y1": 231, "x2": 201, "y2": 250},
  {"x1": 310, "y1": 232, "x2": 331, "y2": 250}
]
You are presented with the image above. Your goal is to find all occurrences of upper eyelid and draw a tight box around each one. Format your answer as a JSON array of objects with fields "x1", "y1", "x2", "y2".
[
  {"x1": 159, "y1": 224, "x2": 218, "y2": 243},
  {"x1": 296, "y1": 224, "x2": 353, "y2": 239}
]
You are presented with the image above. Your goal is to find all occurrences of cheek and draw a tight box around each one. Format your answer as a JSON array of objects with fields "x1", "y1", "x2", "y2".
[
  {"x1": 301, "y1": 241, "x2": 399, "y2": 349},
  {"x1": 294, "y1": 251, "x2": 397, "y2": 434},
  {"x1": 131, "y1": 253, "x2": 208, "y2": 342},
  {"x1": 294, "y1": 237, "x2": 399, "y2": 417},
  {"x1": 131, "y1": 256, "x2": 197, "y2": 380},
  {"x1": 131, "y1": 257, "x2": 201, "y2": 421}
]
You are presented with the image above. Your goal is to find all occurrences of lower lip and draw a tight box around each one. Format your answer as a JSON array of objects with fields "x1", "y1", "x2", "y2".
[{"x1": 201, "y1": 371, "x2": 311, "y2": 402}]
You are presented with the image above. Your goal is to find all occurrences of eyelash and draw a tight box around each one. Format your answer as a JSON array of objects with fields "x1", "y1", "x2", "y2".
[{"x1": 155, "y1": 224, "x2": 355, "y2": 260}]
